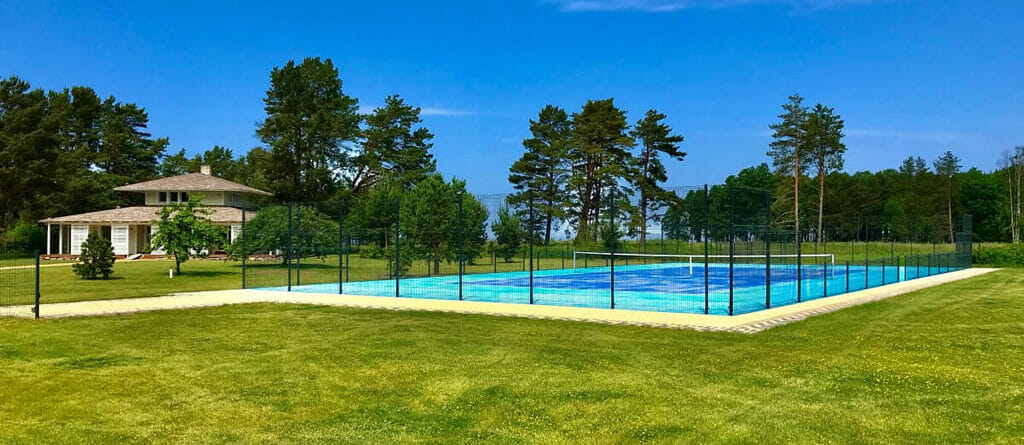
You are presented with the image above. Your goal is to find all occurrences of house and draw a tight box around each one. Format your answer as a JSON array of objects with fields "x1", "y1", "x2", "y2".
[{"x1": 40, "y1": 165, "x2": 272, "y2": 257}]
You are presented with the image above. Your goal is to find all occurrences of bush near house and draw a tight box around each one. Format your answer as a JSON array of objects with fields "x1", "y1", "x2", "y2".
[{"x1": 72, "y1": 231, "x2": 115, "y2": 279}]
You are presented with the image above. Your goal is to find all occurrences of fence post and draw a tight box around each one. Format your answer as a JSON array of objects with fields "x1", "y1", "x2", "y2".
[
  {"x1": 287, "y1": 203, "x2": 293, "y2": 292},
  {"x1": 609, "y1": 189, "x2": 615, "y2": 310},
  {"x1": 344, "y1": 202, "x2": 348, "y2": 296},
  {"x1": 728, "y1": 184, "x2": 734, "y2": 315},
  {"x1": 395, "y1": 198, "x2": 400, "y2": 298},
  {"x1": 845, "y1": 261, "x2": 849, "y2": 292},
  {"x1": 703, "y1": 184, "x2": 710, "y2": 315},
  {"x1": 882, "y1": 258, "x2": 886, "y2": 284},
  {"x1": 864, "y1": 257, "x2": 869, "y2": 289},
  {"x1": 765, "y1": 190, "x2": 771, "y2": 309},
  {"x1": 529, "y1": 196, "x2": 535, "y2": 305},
  {"x1": 34, "y1": 250, "x2": 40, "y2": 319},
  {"x1": 796, "y1": 223, "x2": 802, "y2": 303},
  {"x1": 822, "y1": 256, "x2": 828, "y2": 298},
  {"x1": 458, "y1": 192, "x2": 464, "y2": 301},
  {"x1": 241, "y1": 207, "x2": 247, "y2": 290}
]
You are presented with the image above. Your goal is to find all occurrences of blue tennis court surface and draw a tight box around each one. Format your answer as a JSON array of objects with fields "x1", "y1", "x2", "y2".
[{"x1": 266, "y1": 261, "x2": 960, "y2": 315}]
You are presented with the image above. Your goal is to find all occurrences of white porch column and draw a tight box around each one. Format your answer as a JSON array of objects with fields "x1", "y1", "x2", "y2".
[
  {"x1": 229, "y1": 225, "x2": 241, "y2": 244},
  {"x1": 59, "y1": 225, "x2": 64, "y2": 254},
  {"x1": 70, "y1": 225, "x2": 88, "y2": 255},
  {"x1": 111, "y1": 225, "x2": 129, "y2": 256},
  {"x1": 46, "y1": 224, "x2": 51, "y2": 255}
]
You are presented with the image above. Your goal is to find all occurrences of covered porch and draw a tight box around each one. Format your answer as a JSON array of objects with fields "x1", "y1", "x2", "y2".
[{"x1": 40, "y1": 206, "x2": 244, "y2": 258}]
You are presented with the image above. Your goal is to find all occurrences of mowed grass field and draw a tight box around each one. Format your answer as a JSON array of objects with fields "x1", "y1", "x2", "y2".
[
  {"x1": 0, "y1": 269, "x2": 1021, "y2": 443},
  {"x1": 30, "y1": 241, "x2": 960, "y2": 305}
]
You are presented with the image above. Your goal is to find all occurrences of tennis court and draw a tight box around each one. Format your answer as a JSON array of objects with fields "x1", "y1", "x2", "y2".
[{"x1": 269, "y1": 253, "x2": 962, "y2": 315}]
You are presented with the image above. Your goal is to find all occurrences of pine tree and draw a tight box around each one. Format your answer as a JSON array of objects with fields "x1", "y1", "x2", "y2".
[
  {"x1": 352, "y1": 95, "x2": 436, "y2": 194},
  {"x1": 768, "y1": 94, "x2": 809, "y2": 241},
  {"x1": 567, "y1": 99, "x2": 634, "y2": 242},
  {"x1": 257, "y1": 57, "x2": 360, "y2": 201},
  {"x1": 508, "y1": 105, "x2": 570, "y2": 244},
  {"x1": 629, "y1": 109, "x2": 686, "y2": 246},
  {"x1": 933, "y1": 150, "x2": 961, "y2": 242},
  {"x1": 803, "y1": 104, "x2": 845, "y2": 244}
]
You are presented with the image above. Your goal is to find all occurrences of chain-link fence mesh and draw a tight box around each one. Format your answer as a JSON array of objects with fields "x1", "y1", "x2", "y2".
[
  {"x1": 0, "y1": 249, "x2": 39, "y2": 318},
  {"x1": 237, "y1": 185, "x2": 973, "y2": 316}
]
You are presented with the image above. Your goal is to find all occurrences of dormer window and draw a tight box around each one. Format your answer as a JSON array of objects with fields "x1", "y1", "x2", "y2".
[{"x1": 158, "y1": 192, "x2": 167, "y2": 202}]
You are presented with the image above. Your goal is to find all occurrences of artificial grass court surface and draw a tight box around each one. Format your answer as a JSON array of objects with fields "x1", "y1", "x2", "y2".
[{"x1": 1, "y1": 271, "x2": 1021, "y2": 443}]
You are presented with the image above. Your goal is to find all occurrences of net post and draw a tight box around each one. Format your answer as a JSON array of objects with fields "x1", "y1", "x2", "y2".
[
  {"x1": 295, "y1": 204, "x2": 301, "y2": 287},
  {"x1": 703, "y1": 184, "x2": 710, "y2": 315},
  {"x1": 241, "y1": 207, "x2": 247, "y2": 290},
  {"x1": 34, "y1": 250, "x2": 40, "y2": 319},
  {"x1": 728, "y1": 184, "x2": 734, "y2": 316},
  {"x1": 458, "y1": 192, "x2": 464, "y2": 301},
  {"x1": 287, "y1": 203, "x2": 293, "y2": 292},
  {"x1": 395, "y1": 198, "x2": 400, "y2": 298}
]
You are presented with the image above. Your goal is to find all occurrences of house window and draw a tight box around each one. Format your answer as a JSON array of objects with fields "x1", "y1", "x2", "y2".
[
  {"x1": 158, "y1": 192, "x2": 167, "y2": 202},
  {"x1": 170, "y1": 192, "x2": 178, "y2": 202},
  {"x1": 181, "y1": 192, "x2": 189, "y2": 202}
]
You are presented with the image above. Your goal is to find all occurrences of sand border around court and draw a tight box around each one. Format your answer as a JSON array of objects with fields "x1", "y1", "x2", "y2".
[{"x1": 5, "y1": 267, "x2": 997, "y2": 332}]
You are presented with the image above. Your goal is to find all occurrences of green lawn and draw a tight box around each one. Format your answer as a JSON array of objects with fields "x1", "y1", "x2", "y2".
[{"x1": 1, "y1": 269, "x2": 1021, "y2": 443}]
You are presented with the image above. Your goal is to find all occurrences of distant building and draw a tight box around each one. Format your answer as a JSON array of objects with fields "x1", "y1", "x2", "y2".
[{"x1": 40, "y1": 165, "x2": 271, "y2": 257}]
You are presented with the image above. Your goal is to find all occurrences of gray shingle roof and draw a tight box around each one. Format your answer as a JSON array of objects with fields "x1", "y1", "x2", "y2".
[
  {"x1": 40, "y1": 206, "x2": 244, "y2": 224},
  {"x1": 113, "y1": 173, "x2": 273, "y2": 196}
]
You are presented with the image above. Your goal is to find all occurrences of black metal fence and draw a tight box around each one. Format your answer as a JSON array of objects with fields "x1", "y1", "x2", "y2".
[
  {"x1": 0, "y1": 249, "x2": 40, "y2": 318},
  {"x1": 236, "y1": 185, "x2": 973, "y2": 316}
]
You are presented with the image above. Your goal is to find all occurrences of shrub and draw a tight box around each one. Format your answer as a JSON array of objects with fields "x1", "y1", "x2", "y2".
[
  {"x1": 73, "y1": 231, "x2": 115, "y2": 279},
  {"x1": 972, "y1": 244, "x2": 1024, "y2": 266},
  {"x1": 3, "y1": 221, "x2": 45, "y2": 252}
]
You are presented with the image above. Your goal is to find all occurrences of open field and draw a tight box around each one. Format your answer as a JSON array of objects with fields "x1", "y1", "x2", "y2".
[
  {"x1": 0, "y1": 268, "x2": 1021, "y2": 443},
  {"x1": 29, "y1": 241, "x2": 969, "y2": 305}
]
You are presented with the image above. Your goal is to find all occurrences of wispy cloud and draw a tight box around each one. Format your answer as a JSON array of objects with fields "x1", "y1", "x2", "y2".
[
  {"x1": 358, "y1": 105, "x2": 473, "y2": 117},
  {"x1": 420, "y1": 107, "x2": 474, "y2": 117},
  {"x1": 547, "y1": 0, "x2": 883, "y2": 13}
]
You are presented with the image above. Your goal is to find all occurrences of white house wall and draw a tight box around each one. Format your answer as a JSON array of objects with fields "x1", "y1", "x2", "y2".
[
  {"x1": 111, "y1": 225, "x2": 129, "y2": 255},
  {"x1": 70, "y1": 225, "x2": 88, "y2": 255}
]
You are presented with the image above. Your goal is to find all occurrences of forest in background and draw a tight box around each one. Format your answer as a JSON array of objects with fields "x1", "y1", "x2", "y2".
[{"x1": 1, "y1": 57, "x2": 1021, "y2": 253}]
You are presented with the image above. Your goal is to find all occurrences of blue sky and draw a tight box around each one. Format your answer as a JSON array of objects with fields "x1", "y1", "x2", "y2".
[{"x1": 2, "y1": 0, "x2": 1021, "y2": 193}]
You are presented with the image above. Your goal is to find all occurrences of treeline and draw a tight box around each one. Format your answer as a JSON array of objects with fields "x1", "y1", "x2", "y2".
[
  {"x1": 3, "y1": 60, "x2": 1022, "y2": 253},
  {"x1": 0, "y1": 77, "x2": 167, "y2": 232}
]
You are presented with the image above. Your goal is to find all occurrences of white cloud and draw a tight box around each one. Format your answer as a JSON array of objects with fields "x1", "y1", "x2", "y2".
[
  {"x1": 357, "y1": 105, "x2": 473, "y2": 117},
  {"x1": 419, "y1": 107, "x2": 474, "y2": 117},
  {"x1": 547, "y1": 0, "x2": 883, "y2": 13}
]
